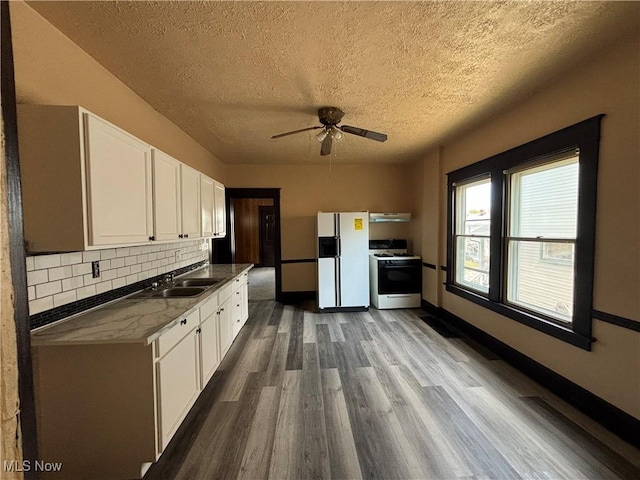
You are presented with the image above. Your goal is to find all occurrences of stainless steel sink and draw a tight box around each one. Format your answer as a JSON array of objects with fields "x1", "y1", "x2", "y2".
[
  {"x1": 172, "y1": 278, "x2": 220, "y2": 287},
  {"x1": 130, "y1": 286, "x2": 206, "y2": 299}
]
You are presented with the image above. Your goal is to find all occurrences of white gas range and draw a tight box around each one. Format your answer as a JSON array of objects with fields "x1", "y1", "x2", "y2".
[{"x1": 369, "y1": 239, "x2": 422, "y2": 309}]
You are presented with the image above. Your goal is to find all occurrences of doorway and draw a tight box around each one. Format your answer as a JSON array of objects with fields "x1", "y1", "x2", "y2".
[{"x1": 213, "y1": 188, "x2": 282, "y2": 302}]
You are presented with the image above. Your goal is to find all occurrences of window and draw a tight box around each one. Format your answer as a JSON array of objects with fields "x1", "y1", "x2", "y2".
[
  {"x1": 506, "y1": 155, "x2": 578, "y2": 323},
  {"x1": 454, "y1": 178, "x2": 491, "y2": 293},
  {"x1": 446, "y1": 116, "x2": 602, "y2": 350}
]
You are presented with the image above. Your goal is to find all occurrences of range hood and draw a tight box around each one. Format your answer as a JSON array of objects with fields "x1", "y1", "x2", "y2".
[{"x1": 369, "y1": 212, "x2": 411, "y2": 223}]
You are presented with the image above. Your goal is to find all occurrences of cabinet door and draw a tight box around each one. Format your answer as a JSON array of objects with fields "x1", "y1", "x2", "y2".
[
  {"x1": 156, "y1": 328, "x2": 200, "y2": 450},
  {"x1": 241, "y1": 279, "x2": 249, "y2": 323},
  {"x1": 152, "y1": 150, "x2": 182, "y2": 241},
  {"x1": 84, "y1": 113, "x2": 153, "y2": 246},
  {"x1": 200, "y1": 175, "x2": 215, "y2": 238},
  {"x1": 200, "y1": 311, "x2": 220, "y2": 387},
  {"x1": 180, "y1": 164, "x2": 201, "y2": 239},
  {"x1": 213, "y1": 181, "x2": 226, "y2": 237},
  {"x1": 218, "y1": 299, "x2": 233, "y2": 358}
]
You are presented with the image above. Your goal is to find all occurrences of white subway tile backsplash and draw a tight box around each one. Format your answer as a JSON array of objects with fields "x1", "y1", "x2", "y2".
[
  {"x1": 36, "y1": 280, "x2": 62, "y2": 298},
  {"x1": 29, "y1": 296, "x2": 53, "y2": 315},
  {"x1": 26, "y1": 239, "x2": 208, "y2": 317},
  {"x1": 95, "y1": 281, "x2": 113, "y2": 295},
  {"x1": 72, "y1": 263, "x2": 92, "y2": 276},
  {"x1": 82, "y1": 251, "x2": 101, "y2": 263},
  {"x1": 117, "y1": 266, "x2": 131, "y2": 277},
  {"x1": 34, "y1": 254, "x2": 61, "y2": 270},
  {"x1": 62, "y1": 276, "x2": 84, "y2": 291},
  {"x1": 27, "y1": 269, "x2": 48, "y2": 286},
  {"x1": 100, "y1": 249, "x2": 117, "y2": 260},
  {"x1": 76, "y1": 285, "x2": 96, "y2": 300},
  {"x1": 48, "y1": 266, "x2": 73, "y2": 281},
  {"x1": 110, "y1": 258, "x2": 125, "y2": 269},
  {"x1": 60, "y1": 252, "x2": 83, "y2": 266},
  {"x1": 53, "y1": 290, "x2": 77, "y2": 307},
  {"x1": 83, "y1": 274, "x2": 102, "y2": 286}
]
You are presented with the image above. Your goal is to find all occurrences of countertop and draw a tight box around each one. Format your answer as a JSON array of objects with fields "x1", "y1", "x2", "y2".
[{"x1": 30, "y1": 263, "x2": 253, "y2": 347}]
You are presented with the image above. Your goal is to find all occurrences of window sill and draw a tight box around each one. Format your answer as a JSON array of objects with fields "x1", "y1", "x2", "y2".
[{"x1": 445, "y1": 283, "x2": 592, "y2": 350}]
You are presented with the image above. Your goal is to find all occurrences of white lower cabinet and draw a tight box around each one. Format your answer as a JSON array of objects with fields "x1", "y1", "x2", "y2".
[
  {"x1": 199, "y1": 306, "x2": 221, "y2": 386},
  {"x1": 156, "y1": 323, "x2": 200, "y2": 451},
  {"x1": 31, "y1": 269, "x2": 250, "y2": 479}
]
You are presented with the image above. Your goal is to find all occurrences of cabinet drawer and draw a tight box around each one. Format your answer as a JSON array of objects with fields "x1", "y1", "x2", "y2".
[
  {"x1": 199, "y1": 292, "x2": 219, "y2": 321},
  {"x1": 156, "y1": 309, "x2": 200, "y2": 358},
  {"x1": 218, "y1": 282, "x2": 232, "y2": 304}
]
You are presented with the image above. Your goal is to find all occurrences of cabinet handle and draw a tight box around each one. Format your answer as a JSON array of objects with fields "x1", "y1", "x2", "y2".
[
  {"x1": 185, "y1": 234, "x2": 189, "y2": 238},
  {"x1": 220, "y1": 308, "x2": 224, "y2": 312},
  {"x1": 196, "y1": 327, "x2": 201, "y2": 334},
  {"x1": 179, "y1": 234, "x2": 184, "y2": 239},
  {"x1": 149, "y1": 236, "x2": 155, "y2": 241},
  {"x1": 236, "y1": 304, "x2": 240, "y2": 307},
  {"x1": 180, "y1": 318, "x2": 187, "y2": 325}
]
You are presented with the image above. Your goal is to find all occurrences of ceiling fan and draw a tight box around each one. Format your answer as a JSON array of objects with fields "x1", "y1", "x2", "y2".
[{"x1": 271, "y1": 106, "x2": 387, "y2": 156}]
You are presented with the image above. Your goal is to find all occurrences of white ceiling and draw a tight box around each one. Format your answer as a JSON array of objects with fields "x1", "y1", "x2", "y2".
[{"x1": 27, "y1": 1, "x2": 639, "y2": 165}]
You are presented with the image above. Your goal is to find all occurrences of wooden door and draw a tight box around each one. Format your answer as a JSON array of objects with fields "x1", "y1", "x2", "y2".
[
  {"x1": 84, "y1": 113, "x2": 153, "y2": 246},
  {"x1": 259, "y1": 206, "x2": 276, "y2": 267}
]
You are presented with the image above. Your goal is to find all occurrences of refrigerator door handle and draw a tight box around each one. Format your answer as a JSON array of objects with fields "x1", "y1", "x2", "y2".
[
  {"x1": 336, "y1": 258, "x2": 341, "y2": 306},
  {"x1": 336, "y1": 237, "x2": 341, "y2": 257}
]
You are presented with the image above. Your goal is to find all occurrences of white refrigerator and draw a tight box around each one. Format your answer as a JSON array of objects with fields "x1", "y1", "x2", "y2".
[{"x1": 317, "y1": 212, "x2": 369, "y2": 311}]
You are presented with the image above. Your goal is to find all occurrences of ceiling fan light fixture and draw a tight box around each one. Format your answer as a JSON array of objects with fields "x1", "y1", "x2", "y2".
[
  {"x1": 316, "y1": 128, "x2": 328, "y2": 142},
  {"x1": 331, "y1": 125, "x2": 344, "y2": 142}
]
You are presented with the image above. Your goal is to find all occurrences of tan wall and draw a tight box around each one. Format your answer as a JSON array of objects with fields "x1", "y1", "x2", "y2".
[
  {"x1": 226, "y1": 164, "x2": 415, "y2": 291},
  {"x1": 425, "y1": 34, "x2": 640, "y2": 418},
  {"x1": 9, "y1": 1, "x2": 225, "y2": 181},
  {"x1": 417, "y1": 149, "x2": 442, "y2": 307}
]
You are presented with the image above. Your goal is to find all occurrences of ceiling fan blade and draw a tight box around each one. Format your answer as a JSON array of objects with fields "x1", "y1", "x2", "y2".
[
  {"x1": 340, "y1": 125, "x2": 388, "y2": 142},
  {"x1": 320, "y1": 134, "x2": 332, "y2": 156},
  {"x1": 271, "y1": 126, "x2": 322, "y2": 139}
]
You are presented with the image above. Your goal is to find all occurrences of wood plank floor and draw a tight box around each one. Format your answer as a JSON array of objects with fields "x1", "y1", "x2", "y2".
[{"x1": 145, "y1": 300, "x2": 640, "y2": 480}]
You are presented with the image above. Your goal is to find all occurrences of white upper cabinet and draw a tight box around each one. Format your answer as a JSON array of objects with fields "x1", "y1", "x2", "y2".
[
  {"x1": 180, "y1": 164, "x2": 201, "y2": 239},
  {"x1": 18, "y1": 105, "x2": 154, "y2": 252},
  {"x1": 200, "y1": 175, "x2": 215, "y2": 238},
  {"x1": 152, "y1": 149, "x2": 182, "y2": 242},
  {"x1": 214, "y1": 180, "x2": 226, "y2": 238},
  {"x1": 17, "y1": 105, "x2": 224, "y2": 251}
]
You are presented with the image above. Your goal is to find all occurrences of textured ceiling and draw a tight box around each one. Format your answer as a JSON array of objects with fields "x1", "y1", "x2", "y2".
[{"x1": 26, "y1": 1, "x2": 639, "y2": 165}]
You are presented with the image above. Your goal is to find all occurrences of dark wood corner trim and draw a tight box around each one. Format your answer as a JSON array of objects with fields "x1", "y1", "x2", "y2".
[
  {"x1": 422, "y1": 262, "x2": 437, "y2": 270},
  {"x1": 2, "y1": 0, "x2": 38, "y2": 471},
  {"x1": 281, "y1": 258, "x2": 316, "y2": 264},
  {"x1": 592, "y1": 310, "x2": 640, "y2": 333},
  {"x1": 439, "y1": 265, "x2": 447, "y2": 271},
  {"x1": 419, "y1": 299, "x2": 640, "y2": 448}
]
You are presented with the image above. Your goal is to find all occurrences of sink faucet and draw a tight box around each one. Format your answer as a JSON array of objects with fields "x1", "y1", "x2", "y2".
[{"x1": 163, "y1": 273, "x2": 175, "y2": 286}]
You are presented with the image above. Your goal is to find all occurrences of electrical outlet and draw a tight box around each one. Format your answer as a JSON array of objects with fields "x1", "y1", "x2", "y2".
[
  {"x1": 91, "y1": 261, "x2": 100, "y2": 278},
  {"x1": 175, "y1": 250, "x2": 181, "y2": 262}
]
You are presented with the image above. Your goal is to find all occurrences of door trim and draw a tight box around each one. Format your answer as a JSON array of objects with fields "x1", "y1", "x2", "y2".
[{"x1": 1, "y1": 0, "x2": 38, "y2": 472}]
